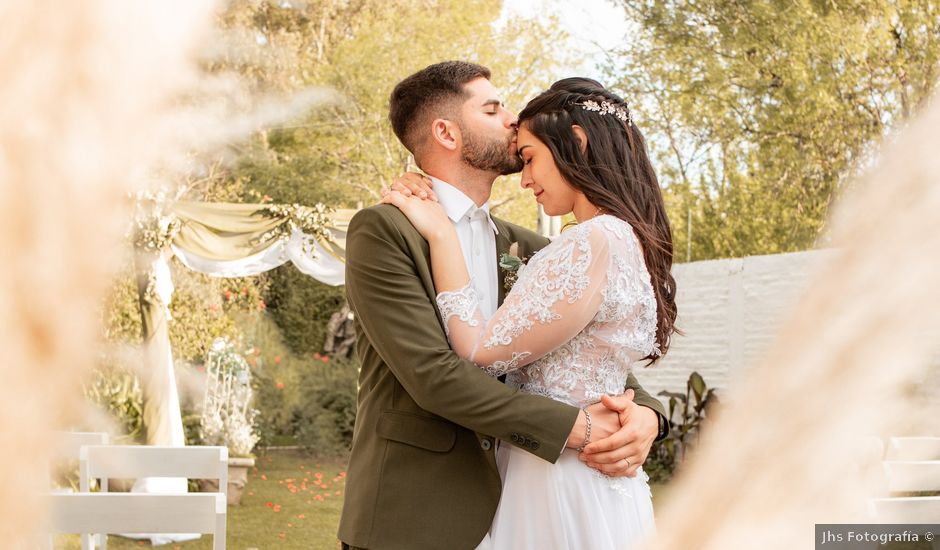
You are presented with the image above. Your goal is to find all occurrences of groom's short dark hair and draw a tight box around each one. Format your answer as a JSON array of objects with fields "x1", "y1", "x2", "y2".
[{"x1": 389, "y1": 61, "x2": 491, "y2": 163}]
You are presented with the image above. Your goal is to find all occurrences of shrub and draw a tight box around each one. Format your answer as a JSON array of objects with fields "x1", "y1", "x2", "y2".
[
  {"x1": 645, "y1": 371, "x2": 719, "y2": 484},
  {"x1": 292, "y1": 354, "x2": 358, "y2": 456},
  {"x1": 265, "y1": 264, "x2": 345, "y2": 355},
  {"x1": 251, "y1": 356, "x2": 299, "y2": 447},
  {"x1": 82, "y1": 364, "x2": 146, "y2": 444},
  {"x1": 167, "y1": 262, "x2": 269, "y2": 362},
  {"x1": 239, "y1": 314, "x2": 306, "y2": 446},
  {"x1": 100, "y1": 257, "x2": 269, "y2": 363},
  {"x1": 101, "y1": 268, "x2": 143, "y2": 346}
]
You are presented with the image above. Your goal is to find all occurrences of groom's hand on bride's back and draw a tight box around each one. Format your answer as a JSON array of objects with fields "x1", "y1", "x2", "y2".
[{"x1": 578, "y1": 390, "x2": 658, "y2": 478}]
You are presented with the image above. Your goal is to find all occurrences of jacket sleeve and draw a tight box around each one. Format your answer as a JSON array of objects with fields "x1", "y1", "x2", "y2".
[
  {"x1": 624, "y1": 372, "x2": 669, "y2": 441},
  {"x1": 344, "y1": 206, "x2": 579, "y2": 462}
]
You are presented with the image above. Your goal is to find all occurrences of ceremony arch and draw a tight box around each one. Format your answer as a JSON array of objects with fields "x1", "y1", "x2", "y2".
[{"x1": 130, "y1": 200, "x2": 355, "y2": 494}]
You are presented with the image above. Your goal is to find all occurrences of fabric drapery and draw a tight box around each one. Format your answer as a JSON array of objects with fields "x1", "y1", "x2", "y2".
[
  {"x1": 135, "y1": 201, "x2": 353, "y2": 447},
  {"x1": 167, "y1": 201, "x2": 352, "y2": 285}
]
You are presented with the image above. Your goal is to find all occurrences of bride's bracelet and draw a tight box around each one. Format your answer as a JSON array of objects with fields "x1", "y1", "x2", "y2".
[{"x1": 575, "y1": 408, "x2": 592, "y2": 452}]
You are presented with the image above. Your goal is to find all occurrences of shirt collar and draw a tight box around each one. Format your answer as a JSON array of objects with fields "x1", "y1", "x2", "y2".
[{"x1": 429, "y1": 176, "x2": 499, "y2": 234}]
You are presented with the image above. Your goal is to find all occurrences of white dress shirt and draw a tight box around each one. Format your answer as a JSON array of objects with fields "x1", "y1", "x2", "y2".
[{"x1": 429, "y1": 177, "x2": 499, "y2": 319}]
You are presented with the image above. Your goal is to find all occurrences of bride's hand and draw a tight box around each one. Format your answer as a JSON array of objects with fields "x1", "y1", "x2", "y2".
[
  {"x1": 380, "y1": 189, "x2": 451, "y2": 241},
  {"x1": 584, "y1": 404, "x2": 621, "y2": 443},
  {"x1": 569, "y1": 403, "x2": 621, "y2": 451},
  {"x1": 579, "y1": 391, "x2": 657, "y2": 478},
  {"x1": 386, "y1": 172, "x2": 438, "y2": 202}
]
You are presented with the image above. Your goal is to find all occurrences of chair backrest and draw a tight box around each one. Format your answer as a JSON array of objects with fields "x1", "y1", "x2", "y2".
[
  {"x1": 53, "y1": 433, "x2": 110, "y2": 550},
  {"x1": 80, "y1": 445, "x2": 228, "y2": 495},
  {"x1": 869, "y1": 437, "x2": 940, "y2": 524},
  {"x1": 887, "y1": 437, "x2": 940, "y2": 461},
  {"x1": 44, "y1": 493, "x2": 226, "y2": 550},
  {"x1": 883, "y1": 461, "x2": 940, "y2": 492},
  {"x1": 869, "y1": 496, "x2": 940, "y2": 523},
  {"x1": 80, "y1": 445, "x2": 228, "y2": 480},
  {"x1": 56, "y1": 432, "x2": 109, "y2": 462}
]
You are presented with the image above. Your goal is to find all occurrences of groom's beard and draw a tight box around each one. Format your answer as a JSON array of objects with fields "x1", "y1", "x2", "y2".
[{"x1": 461, "y1": 126, "x2": 523, "y2": 176}]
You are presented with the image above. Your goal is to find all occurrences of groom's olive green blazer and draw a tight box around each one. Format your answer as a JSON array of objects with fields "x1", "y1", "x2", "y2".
[{"x1": 338, "y1": 205, "x2": 666, "y2": 550}]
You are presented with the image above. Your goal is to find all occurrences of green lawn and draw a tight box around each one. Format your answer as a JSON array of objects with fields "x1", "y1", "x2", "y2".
[
  {"x1": 54, "y1": 450, "x2": 348, "y2": 550},
  {"x1": 53, "y1": 450, "x2": 669, "y2": 550}
]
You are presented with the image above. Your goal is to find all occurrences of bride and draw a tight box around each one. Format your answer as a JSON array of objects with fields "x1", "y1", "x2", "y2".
[{"x1": 382, "y1": 77, "x2": 678, "y2": 549}]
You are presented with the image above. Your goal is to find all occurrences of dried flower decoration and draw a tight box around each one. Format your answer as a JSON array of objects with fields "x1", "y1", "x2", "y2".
[{"x1": 254, "y1": 202, "x2": 334, "y2": 256}]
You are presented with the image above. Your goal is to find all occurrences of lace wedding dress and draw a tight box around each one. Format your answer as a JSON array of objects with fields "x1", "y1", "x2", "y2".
[{"x1": 437, "y1": 215, "x2": 658, "y2": 550}]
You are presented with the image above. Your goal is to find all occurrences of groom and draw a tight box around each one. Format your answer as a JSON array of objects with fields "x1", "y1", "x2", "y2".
[{"x1": 339, "y1": 61, "x2": 667, "y2": 550}]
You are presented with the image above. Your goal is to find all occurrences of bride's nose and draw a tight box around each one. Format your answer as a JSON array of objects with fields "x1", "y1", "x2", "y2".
[{"x1": 520, "y1": 169, "x2": 533, "y2": 190}]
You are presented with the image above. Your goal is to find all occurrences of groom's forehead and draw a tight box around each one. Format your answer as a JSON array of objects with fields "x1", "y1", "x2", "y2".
[{"x1": 463, "y1": 77, "x2": 502, "y2": 103}]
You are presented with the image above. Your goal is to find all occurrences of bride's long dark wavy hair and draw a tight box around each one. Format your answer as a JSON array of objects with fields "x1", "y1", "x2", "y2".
[{"x1": 518, "y1": 77, "x2": 678, "y2": 362}]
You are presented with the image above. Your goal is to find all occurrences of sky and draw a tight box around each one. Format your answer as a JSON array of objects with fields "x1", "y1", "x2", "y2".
[{"x1": 499, "y1": 0, "x2": 632, "y2": 81}]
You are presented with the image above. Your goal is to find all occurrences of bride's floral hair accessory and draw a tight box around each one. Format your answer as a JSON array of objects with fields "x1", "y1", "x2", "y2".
[{"x1": 576, "y1": 99, "x2": 631, "y2": 125}]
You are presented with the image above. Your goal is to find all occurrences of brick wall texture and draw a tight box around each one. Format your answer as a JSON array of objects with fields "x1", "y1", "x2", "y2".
[{"x1": 635, "y1": 250, "x2": 827, "y2": 402}]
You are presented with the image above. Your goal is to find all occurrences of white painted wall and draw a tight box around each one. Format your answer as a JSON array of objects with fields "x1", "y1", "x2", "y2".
[{"x1": 632, "y1": 250, "x2": 833, "y2": 403}]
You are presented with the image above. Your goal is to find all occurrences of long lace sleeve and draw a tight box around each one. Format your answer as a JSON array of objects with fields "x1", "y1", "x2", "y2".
[{"x1": 435, "y1": 223, "x2": 612, "y2": 377}]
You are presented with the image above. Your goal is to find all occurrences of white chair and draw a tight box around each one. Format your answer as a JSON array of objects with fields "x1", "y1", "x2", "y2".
[
  {"x1": 43, "y1": 493, "x2": 226, "y2": 550},
  {"x1": 56, "y1": 432, "x2": 110, "y2": 462},
  {"x1": 869, "y1": 496, "x2": 940, "y2": 523},
  {"x1": 79, "y1": 445, "x2": 228, "y2": 549},
  {"x1": 54, "y1": 432, "x2": 110, "y2": 492},
  {"x1": 887, "y1": 437, "x2": 940, "y2": 461},
  {"x1": 870, "y1": 436, "x2": 940, "y2": 528},
  {"x1": 52, "y1": 431, "x2": 109, "y2": 550},
  {"x1": 883, "y1": 460, "x2": 940, "y2": 492}
]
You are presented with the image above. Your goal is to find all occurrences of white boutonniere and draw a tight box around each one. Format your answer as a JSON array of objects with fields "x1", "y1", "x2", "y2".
[{"x1": 499, "y1": 242, "x2": 530, "y2": 291}]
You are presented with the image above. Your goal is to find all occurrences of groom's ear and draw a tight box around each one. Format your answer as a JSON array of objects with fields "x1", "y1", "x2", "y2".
[{"x1": 430, "y1": 118, "x2": 459, "y2": 152}]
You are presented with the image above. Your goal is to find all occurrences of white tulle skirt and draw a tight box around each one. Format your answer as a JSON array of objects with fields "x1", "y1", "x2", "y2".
[{"x1": 475, "y1": 445, "x2": 655, "y2": 550}]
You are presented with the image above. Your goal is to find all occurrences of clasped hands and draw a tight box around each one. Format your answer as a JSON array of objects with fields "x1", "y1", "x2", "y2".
[
  {"x1": 383, "y1": 173, "x2": 658, "y2": 478},
  {"x1": 571, "y1": 390, "x2": 658, "y2": 478}
]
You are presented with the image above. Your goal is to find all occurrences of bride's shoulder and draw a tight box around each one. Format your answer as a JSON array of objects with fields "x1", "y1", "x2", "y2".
[
  {"x1": 571, "y1": 215, "x2": 646, "y2": 259},
  {"x1": 567, "y1": 214, "x2": 635, "y2": 242},
  {"x1": 534, "y1": 215, "x2": 636, "y2": 257}
]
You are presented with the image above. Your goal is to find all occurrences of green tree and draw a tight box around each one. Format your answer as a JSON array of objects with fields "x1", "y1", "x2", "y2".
[
  {"x1": 206, "y1": 0, "x2": 573, "y2": 219},
  {"x1": 609, "y1": 0, "x2": 938, "y2": 260},
  {"x1": 197, "y1": 0, "x2": 576, "y2": 353}
]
